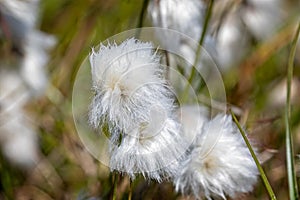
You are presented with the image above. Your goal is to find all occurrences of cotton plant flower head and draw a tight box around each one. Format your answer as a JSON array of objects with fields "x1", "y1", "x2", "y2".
[
  {"x1": 89, "y1": 38, "x2": 188, "y2": 181},
  {"x1": 0, "y1": 69, "x2": 39, "y2": 168},
  {"x1": 148, "y1": 0, "x2": 216, "y2": 73},
  {"x1": 110, "y1": 109, "x2": 186, "y2": 181},
  {"x1": 213, "y1": 7, "x2": 249, "y2": 69},
  {"x1": 174, "y1": 114, "x2": 258, "y2": 199},
  {"x1": 240, "y1": 0, "x2": 282, "y2": 40},
  {"x1": 0, "y1": 0, "x2": 55, "y2": 168},
  {"x1": 0, "y1": 0, "x2": 56, "y2": 95},
  {"x1": 89, "y1": 38, "x2": 171, "y2": 141},
  {"x1": 0, "y1": 0, "x2": 39, "y2": 27},
  {"x1": 149, "y1": 0, "x2": 281, "y2": 70},
  {"x1": 148, "y1": 0, "x2": 207, "y2": 42},
  {"x1": 212, "y1": 0, "x2": 282, "y2": 69},
  {"x1": 0, "y1": 111, "x2": 39, "y2": 168},
  {"x1": 21, "y1": 30, "x2": 56, "y2": 94}
]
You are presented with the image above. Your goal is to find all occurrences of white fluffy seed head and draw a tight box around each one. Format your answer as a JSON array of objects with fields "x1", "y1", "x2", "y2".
[
  {"x1": 175, "y1": 114, "x2": 258, "y2": 199},
  {"x1": 90, "y1": 38, "x2": 161, "y2": 93},
  {"x1": 0, "y1": 0, "x2": 56, "y2": 96},
  {"x1": 1, "y1": 117, "x2": 39, "y2": 168},
  {"x1": 21, "y1": 31, "x2": 56, "y2": 95},
  {"x1": 241, "y1": 0, "x2": 282, "y2": 40},
  {"x1": 110, "y1": 116, "x2": 187, "y2": 182},
  {"x1": 148, "y1": 0, "x2": 217, "y2": 82},
  {"x1": 89, "y1": 38, "x2": 187, "y2": 181},
  {"x1": 148, "y1": 0, "x2": 206, "y2": 40},
  {"x1": 89, "y1": 38, "x2": 175, "y2": 139}
]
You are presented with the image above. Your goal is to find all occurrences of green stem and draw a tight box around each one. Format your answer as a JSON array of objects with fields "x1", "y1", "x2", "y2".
[
  {"x1": 128, "y1": 179, "x2": 132, "y2": 200},
  {"x1": 286, "y1": 22, "x2": 300, "y2": 200},
  {"x1": 230, "y1": 110, "x2": 277, "y2": 200},
  {"x1": 181, "y1": 0, "x2": 214, "y2": 102},
  {"x1": 135, "y1": 0, "x2": 150, "y2": 38},
  {"x1": 112, "y1": 173, "x2": 118, "y2": 200},
  {"x1": 165, "y1": 50, "x2": 170, "y2": 80}
]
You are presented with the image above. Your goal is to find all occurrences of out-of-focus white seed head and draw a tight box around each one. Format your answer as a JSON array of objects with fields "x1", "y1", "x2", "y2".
[
  {"x1": 148, "y1": 0, "x2": 216, "y2": 72},
  {"x1": 0, "y1": 0, "x2": 56, "y2": 96},
  {"x1": 241, "y1": 0, "x2": 282, "y2": 40},
  {"x1": 0, "y1": 0, "x2": 55, "y2": 169},
  {"x1": 0, "y1": 107, "x2": 39, "y2": 168}
]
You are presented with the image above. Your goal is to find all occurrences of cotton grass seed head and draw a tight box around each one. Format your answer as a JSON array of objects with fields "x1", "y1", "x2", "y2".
[
  {"x1": 89, "y1": 38, "x2": 174, "y2": 140},
  {"x1": 174, "y1": 114, "x2": 258, "y2": 199},
  {"x1": 89, "y1": 38, "x2": 188, "y2": 181},
  {"x1": 110, "y1": 113, "x2": 187, "y2": 182}
]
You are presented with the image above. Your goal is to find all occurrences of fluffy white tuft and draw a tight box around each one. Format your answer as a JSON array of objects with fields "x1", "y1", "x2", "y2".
[
  {"x1": 110, "y1": 116, "x2": 186, "y2": 182},
  {"x1": 89, "y1": 38, "x2": 187, "y2": 181},
  {"x1": 89, "y1": 38, "x2": 171, "y2": 140},
  {"x1": 174, "y1": 114, "x2": 258, "y2": 199}
]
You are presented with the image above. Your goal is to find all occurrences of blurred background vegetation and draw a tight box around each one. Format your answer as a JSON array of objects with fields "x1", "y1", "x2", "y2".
[{"x1": 1, "y1": 0, "x2": 300, "y2": 199}]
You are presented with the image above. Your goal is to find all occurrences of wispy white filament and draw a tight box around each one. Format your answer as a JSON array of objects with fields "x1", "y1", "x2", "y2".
[
  {"x1": 175, "y1": 114, "x2": 258, "y2": 199},
  {"x1": 89, "y1": 38, "x2": 187, "y2": 181}
]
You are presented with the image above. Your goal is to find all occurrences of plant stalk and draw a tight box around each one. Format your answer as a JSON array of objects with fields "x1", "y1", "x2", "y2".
[
  {"x1": 230, "y1": 110, "x2": 277, "y2": 200},
  {"x1": 285, "y1": 22, "x2": 300, "y2": 200}
]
